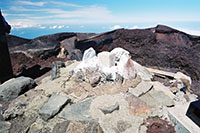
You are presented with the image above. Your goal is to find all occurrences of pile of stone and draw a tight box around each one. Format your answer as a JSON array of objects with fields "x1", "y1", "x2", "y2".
[
  {"x1": 0, "y1": 47, "x2": 199, "y2": 133},
  {"x1": 73, "y1": 47, "x2": 152, "y2": 85}
]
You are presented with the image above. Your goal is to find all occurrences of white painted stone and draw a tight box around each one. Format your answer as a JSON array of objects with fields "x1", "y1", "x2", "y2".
[
  {"x1": 82, "y1": 47, "x2": 96, "y2": 61},
  {"x1": 110, "y1": 47, "x2": 129, "y2": 62},
  {"x1": 97, "y1": 51, "x2": 115, "y2": 68},
  {"x1": 117, "y1": 54, "x2": 136, "y2": 79}
]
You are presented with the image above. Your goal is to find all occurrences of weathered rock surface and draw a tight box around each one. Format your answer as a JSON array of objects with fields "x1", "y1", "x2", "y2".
[
  {"x1": 124, "y1": 93, "x2": 152, "y2": 116},
  {"x1": 52, "y1": 121, "x2": 70, "y2": 133},
  {"x1": 140, "y1": 89, "x2": 175, "y2": 108},
  {"x1": 129, "y1": 80, "x2": 153, "y2": 97},
  {"x1": 28, "y1": 122, "x2": 43, "y2": 133},
  {"x1": 66, "y1": 120, "x2": 103, "y2": 133},
  {"x1": 59, "y1": 98, "x2": 93, "y2": 121},
  {"x1": 39, "y1": 92, "x2": 70, "y2": 121},
  {"x1": 0, "y1": 76, "x2": 36, "y2": 101},
  {"x1": 2, "y1": 89, "x2": 42, "y2": 120},
  {"x1": 99, "y1": 102, "x2": 119, "y2": 115},
  {"x1": 133, "y1": 61, "x2": 153, "y2": 81},
  {"x1": 0, "y1": 121, "x2": 11, "y2": 133}
]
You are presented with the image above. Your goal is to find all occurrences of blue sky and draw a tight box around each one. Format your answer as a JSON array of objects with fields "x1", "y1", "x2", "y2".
[{"x1": 1, "y1": 0, "x2": 200, "y2": 38}]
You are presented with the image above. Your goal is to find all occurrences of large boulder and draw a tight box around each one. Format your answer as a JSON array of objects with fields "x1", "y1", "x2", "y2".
[{"x1": 0, "y1": 76, "x2": 36, "y2": 101}]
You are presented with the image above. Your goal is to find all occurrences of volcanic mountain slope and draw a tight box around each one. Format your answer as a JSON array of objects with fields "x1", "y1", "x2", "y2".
[
  {"x1": 7, "y1": 32, "x2": 96, "y2": 78},
  {"x1": 76, "y1": 25, "x2": 200, "y2": 94}
]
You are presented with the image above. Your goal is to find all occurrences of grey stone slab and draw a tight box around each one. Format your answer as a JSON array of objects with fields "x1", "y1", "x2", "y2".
[
  {"x1": 129, "y1": 80, "x2": 152, "y2": 97},
  {"x1": 39, "y1": 92, "x2": 70, "y2": 121},
  {"x1": 149, "y1": 89, "x2": 174, "y2": 107},
  {"x1": 52, "y1": 121, "x2": 70, "y2": 133},
  {"x1": 59, "y1": 98, "x2": 93, "y2": 121}
]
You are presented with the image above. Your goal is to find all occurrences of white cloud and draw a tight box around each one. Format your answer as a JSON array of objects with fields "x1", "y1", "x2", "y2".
[
  {"x1": 58, "y1": 25, "x2": 64, "y2": 29},
  {"x1": 179, "y1": 28, "x2": 200, "y2": 36},
  {"x1": 49, "y1": 1, "x2": 82, "y2": 7},
  {"x1": 49, "y1": 25, "x2": 65, "y2": 29},
  {"x1": 8, "y1": 3, "x2": 115, "y2": 25},
  {"x1": 18, "y1": 0, "x2": 46, "y2": 6},
  {"x1": 130, "y1": 25, "x2": 139, "y2": 29},
  {"x1": 49, "y1": 25, "x2": 57, "y2": 29},
  {"x1": 65, "y1": 26, "x2": 70, "y2": 29},
  {"x1": 6, "y1": 1, "x2": 200, "y2": 31},
  {"x1": 8, "y1": 19, "x2": 36, "y2": 29},
  {"x1": 110, "y1": 25, "x2": 122, "y2": 30},
  {"x1": 39, "y1": 26, "x2": 46, "y2": 29}
]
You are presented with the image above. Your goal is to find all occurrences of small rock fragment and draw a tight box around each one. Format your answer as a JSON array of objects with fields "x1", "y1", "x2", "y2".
[
  {"x1": 51, "y1": 61, "x2": 65, "y2": 80},
  {"x1": 99, "y1": 102, "x2": 119, "y2": 115}
]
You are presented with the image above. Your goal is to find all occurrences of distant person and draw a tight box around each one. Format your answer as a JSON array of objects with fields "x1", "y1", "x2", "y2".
[{"x1": 0, "y1": 9, "x2": 13, "y2": 83}]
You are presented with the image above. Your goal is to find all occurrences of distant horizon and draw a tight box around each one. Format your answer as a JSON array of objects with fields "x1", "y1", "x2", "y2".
[{"x1": 1, "y1": 0, "x2": 200, "y2": 38}]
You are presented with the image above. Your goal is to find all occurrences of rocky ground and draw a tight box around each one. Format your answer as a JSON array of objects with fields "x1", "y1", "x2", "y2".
[{"x1": 0, "y1": 48, "x2": 199, "y2": 133}]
